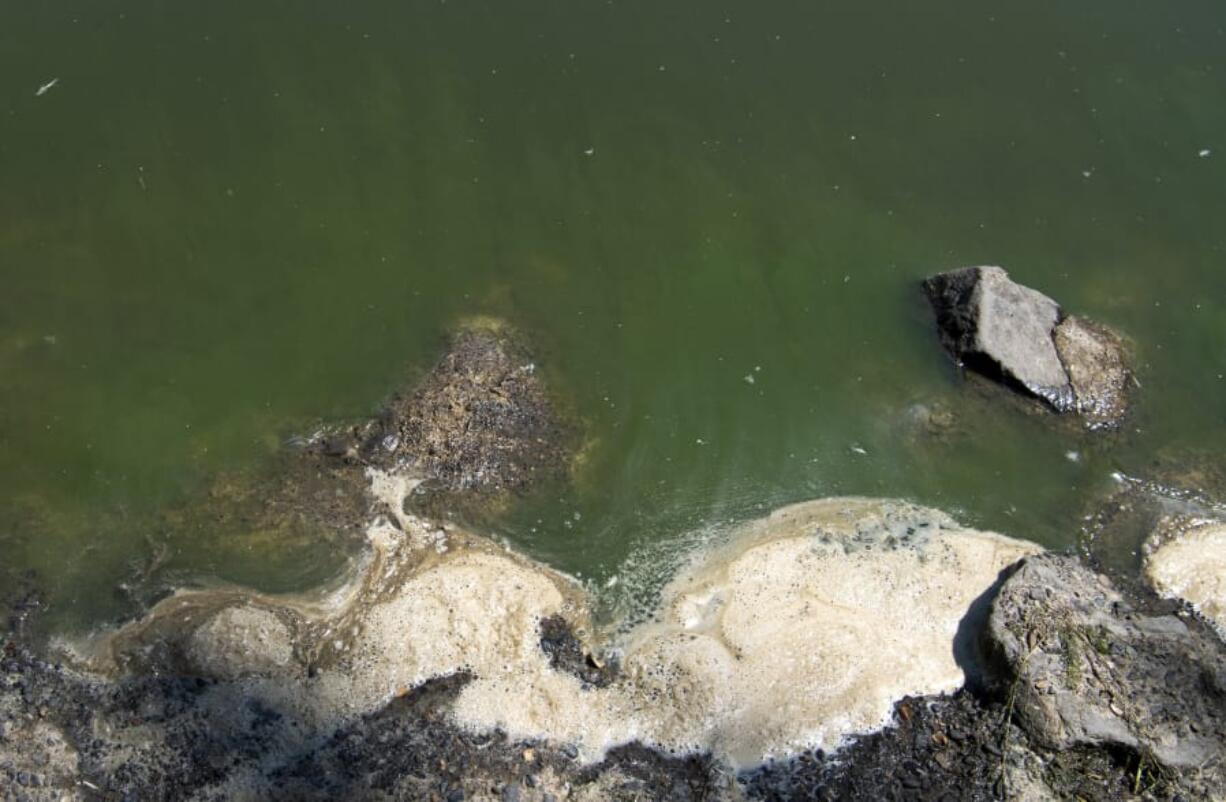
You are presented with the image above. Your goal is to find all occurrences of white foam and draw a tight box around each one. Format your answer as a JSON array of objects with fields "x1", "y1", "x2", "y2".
[
  {"x1": 88, "y1": 480, "x2": 1041, "y2": 772},
  {"x1": 1145, "y1": 522, "x2": 1226, "y2": 637}
]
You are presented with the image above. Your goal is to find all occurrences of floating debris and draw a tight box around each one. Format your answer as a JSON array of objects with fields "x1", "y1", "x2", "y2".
[
  {"x1": 1199, "y1": 149, "x2": 1212, "y2": 158},
  {"x1": 35, "y1": 77, "x2": 59, "y2": 96}
]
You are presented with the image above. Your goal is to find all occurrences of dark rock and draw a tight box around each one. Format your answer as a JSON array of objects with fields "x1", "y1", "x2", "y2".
[
  {"x1": 923, "y1": 266, "x2": 1131, "y2": 427},
  {"x1": 538, "y1": 615, "x2": 618, "y2": 688},
  {"x1": 985, "y1": 553, "x2": 1226, "y2": 793},
  {"x1": 358, "y1": 320, "x2": 574, "y2": 502}
]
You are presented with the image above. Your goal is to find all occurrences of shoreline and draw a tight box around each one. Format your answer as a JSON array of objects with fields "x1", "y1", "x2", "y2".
[{"x1": 3, "y1": 322, "x2": 1225, "y2": 801}]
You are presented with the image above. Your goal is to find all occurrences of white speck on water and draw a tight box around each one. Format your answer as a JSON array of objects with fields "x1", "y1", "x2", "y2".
[
  {"x1": 43, "y1": 334, "x2": 57, "y2": 345},
  {"x1": 1065, "y1": 451, "x2": 1081, "y2": 463},
  {"x1": 1110, "y1": 471, "x2": 1126, "y2": 483},
  {"x1": 1199, "y1": 148, "x2": 1212, "y2": 158},
  {"x1": 583, "y1": 147, "x2": 595, "y2": 156},
  {"x1": 35, "y1": 78, "x2": 59, "y2": 96},
  {"x1": 1081, "y1": 169, "x2": 1093, "y2": 178},
  {"x1": 696, "y1": 438, "x2": 707, "y2": 445},
  {"x1": 743, "y1": 374, "x2": 755, "y2": 384},
  {"x1": 850, "y1": 445, "x2": 868, "y2": 456}
]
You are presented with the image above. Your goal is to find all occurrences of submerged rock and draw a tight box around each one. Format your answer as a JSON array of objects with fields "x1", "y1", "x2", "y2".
[
  {"x1": 923, "y1": 266, "x2": 1131, "y2": 428},
  {"x1": 986, "y1": 553, "x2": 1226, "y2": 795},
  {"x1": 353, "y1": 319, "x2": 573, "y2": 501}
]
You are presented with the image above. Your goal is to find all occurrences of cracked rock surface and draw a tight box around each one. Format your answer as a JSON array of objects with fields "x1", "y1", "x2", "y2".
[
  {"x1": 923, "y1": 266, "x2": 1131, "y2": 428},
  {"x1": 986, "y1": 554, "x2": 1226, "y2": 798}
]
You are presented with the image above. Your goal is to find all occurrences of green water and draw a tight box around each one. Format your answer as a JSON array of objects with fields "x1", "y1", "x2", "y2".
[{"x1": 3, "y1": 0, "x2": 1225, "y2": 631}]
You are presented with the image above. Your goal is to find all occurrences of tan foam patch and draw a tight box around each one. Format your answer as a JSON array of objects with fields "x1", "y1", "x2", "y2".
[
  {"x1": 1145, "y1": 522, "x2": 1226, "y2": 636},
  {"x1": 86, "y1": 481, "x2": 1041, "y2": 771}
]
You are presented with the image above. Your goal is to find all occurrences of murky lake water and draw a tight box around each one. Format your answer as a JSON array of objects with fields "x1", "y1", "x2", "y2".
[{"x1": 3, "y1": 0, "x2": 1225, "y2": 631}]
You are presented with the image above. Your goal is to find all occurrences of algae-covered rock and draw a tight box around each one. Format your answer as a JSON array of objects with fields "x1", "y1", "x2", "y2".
[{"x1": 356, "y1": 320, "x2": 573, "y2": 498}]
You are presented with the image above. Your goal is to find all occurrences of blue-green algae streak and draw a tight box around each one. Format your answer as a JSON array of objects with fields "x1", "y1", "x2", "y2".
[{"x1": 2, "y1": 0, "x2": 1225, "y2": 631}]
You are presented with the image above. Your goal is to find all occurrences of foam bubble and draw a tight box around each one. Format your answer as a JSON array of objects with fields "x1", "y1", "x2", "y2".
[{"x1": 1145, "y1": 522, "x2": 1226, "y2": 636}]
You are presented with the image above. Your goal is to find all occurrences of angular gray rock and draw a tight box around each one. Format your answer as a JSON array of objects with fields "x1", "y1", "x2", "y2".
[
  {"x1": 924, "y1": 266, "x2": 1070, "y2": 405},
  {"x1": 986, "y1": 554, "x2": 1226, "y2": 794},
  {"x1": 923, "y1": 266, "x2": 1131, "y2": 428}
]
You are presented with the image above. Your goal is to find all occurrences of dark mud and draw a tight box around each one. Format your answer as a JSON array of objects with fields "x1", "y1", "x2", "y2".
[{"x1": 537, "y1": 616, "x2": 618, "y2": 690}]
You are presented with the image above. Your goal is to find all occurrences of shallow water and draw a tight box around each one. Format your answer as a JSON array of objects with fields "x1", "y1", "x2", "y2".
[{"x1": 2, "y1": 0, "x2": 1226, "y2": 631}]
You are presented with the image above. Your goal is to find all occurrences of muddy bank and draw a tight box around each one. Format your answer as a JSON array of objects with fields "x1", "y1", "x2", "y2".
[{"x1": 6, "y1": 543, "x2": 1225, "y2": 801}]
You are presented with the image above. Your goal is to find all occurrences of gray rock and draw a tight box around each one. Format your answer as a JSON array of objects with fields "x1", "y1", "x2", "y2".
[
  {"x1": 986, "y1": 553, "x2": 1226, "y2": 789},
  {"x1": 923, "y1": 266, "x2": 1131, "y2": 427},
  {"x1": 923, "y1": 266, "x2": 1070, "y2": 406}
]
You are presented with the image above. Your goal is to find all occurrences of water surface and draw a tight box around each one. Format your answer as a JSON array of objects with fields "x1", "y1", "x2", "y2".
[{"x1": 2, "y1": 0, "x2": 1225, "y2": 630}]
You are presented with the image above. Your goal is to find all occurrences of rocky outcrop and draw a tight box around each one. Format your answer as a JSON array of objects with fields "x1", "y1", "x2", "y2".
[
  {"x1": 986, "y1": 554, "x2": 1226, "y2": 797},
  {"x1": 923, "y1": 266, "x2": 1131, "y2": 428}
]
